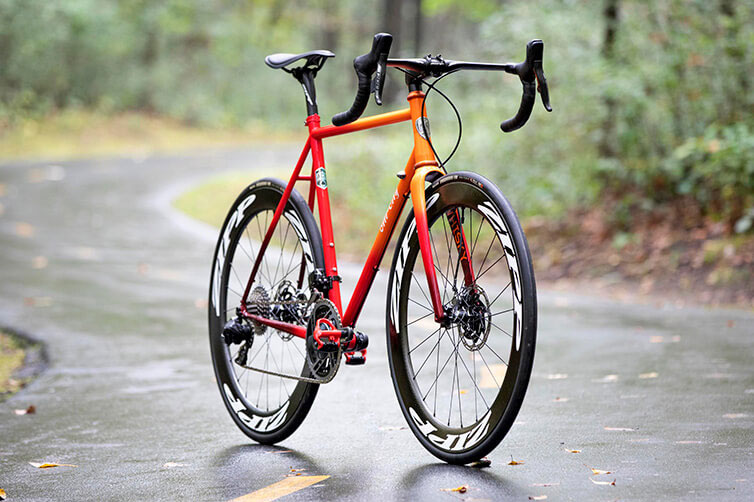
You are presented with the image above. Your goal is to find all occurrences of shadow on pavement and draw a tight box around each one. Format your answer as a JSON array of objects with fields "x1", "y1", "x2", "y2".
[
  {"x1": 212, "y1": 444, "x2": 329, "y2": 500},
  {"x1": 400, "y1": 462, "x2": 527, "y2": 500}
]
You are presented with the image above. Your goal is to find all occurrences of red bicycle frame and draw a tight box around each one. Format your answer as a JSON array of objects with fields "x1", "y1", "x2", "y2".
[{"x1": 240, "y1": 90, "x2": 475, "y2": 342}]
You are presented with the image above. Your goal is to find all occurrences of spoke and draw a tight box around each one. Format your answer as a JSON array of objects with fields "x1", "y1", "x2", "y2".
[
  {"x1": 409, "y1": 326, "x2": 442, "y2": 354},
  {"x1": 456, "y1": 346, "x2": 490, "y2": 411},
  {"x1": 490, "y1": 320, "x2": 513, "y2": 338},
  {"x1": 429, "y1": 230, "x2": 453, "y2": 303},
  {"x1": 491, "y1": 308, "x2": 514, "y2": 316},
  {"x1": 476, "y1": 237, "x2": 496, "y2": 280},
  {"x1": 226, "y1": 285, "x2": 244, "y2": 299},
  {"x1": 440, "y1": 215, "x2": 455, "y2": 302},
  {"x1": 433, "y1": 328, "x2": 442, "y2": 415},
  {"x1": 477, "y1": 348, "x2": 501, "y2": 389},
  {"x1": 488, "y1": 281, "x2": 511, "y2": 306},
  {"x1": 473, "y1": 350, "x2": 478, "y2": 420},
  {"x1": 421, "y1": 333, "x2": 462, "y2": 402},
  {"x1": 476, "y1": 254, "x2": 506, "y2": 282},
  {"x1": 412, "y1": 329, "x2": 446, "y2": 380},
  {"x1": 448, "y1": 343, "x2": 457, "y2": 426},
  {"x1": 409, "y1": 296, "x2": 433, "y2": 312},
  {"x1": 407, "y1": 310, "x2": 434, "y2": 327},
  {"x1": 470, "y1": 214, "x2": 485, "y2": 259},
  {"x1": 483, "y1": 337, "x2": 510, "y2": 365},
  {"x1": 229, "y1": 263, "x2": 246, "y2": 294},
  {"x1": 410, "y1": 272, "x2": 434, "y2": 312},
  {"x1": 266, "y1": 339, "x2": 291, "y2": 396}
]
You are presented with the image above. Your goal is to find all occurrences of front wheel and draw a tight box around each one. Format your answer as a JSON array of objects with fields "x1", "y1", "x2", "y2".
[{"x1": 386, "y1": 172, "x2": 537, "y2": 464}]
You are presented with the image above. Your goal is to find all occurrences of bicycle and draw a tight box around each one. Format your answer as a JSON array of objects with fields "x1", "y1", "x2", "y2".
[{"x1": 208, "y1": 33, "x2": 551, "y2": 464}]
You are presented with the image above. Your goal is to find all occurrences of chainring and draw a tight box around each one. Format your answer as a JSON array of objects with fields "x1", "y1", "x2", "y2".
[{"x1": 305, "y1": 298, "x2": 342, "y2": 380}]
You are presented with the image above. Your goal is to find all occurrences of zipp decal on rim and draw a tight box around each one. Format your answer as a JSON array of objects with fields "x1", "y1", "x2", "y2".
[
  {"x1": 477, "y1": 201, "x2": 523, "y2": 351},
  {"x1": 224, "y1": 383, "x2": 288, "y2": 432},
  {"x1": 212, "y1": 194, "x2": 256, "y2": 316},
  {"x1": 409, "y1": 406, "x2": 492, "y2": 451}
]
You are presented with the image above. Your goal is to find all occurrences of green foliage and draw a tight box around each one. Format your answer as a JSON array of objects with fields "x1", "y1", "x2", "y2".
[{"x1": 1, "y1": 0, "x2": 752, "y2": 234}]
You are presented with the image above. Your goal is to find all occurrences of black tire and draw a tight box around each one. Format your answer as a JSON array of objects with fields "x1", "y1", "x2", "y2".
[
  {"x1": 209, "y1": 178, "x2": 324, "y2": 444},
  {"x1": 386, "y1": 172, "x2": 537, "y2": 464}
]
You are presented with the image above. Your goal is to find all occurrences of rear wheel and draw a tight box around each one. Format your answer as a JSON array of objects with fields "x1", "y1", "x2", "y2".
[
  {"x1": 386, "y1": 172, "x2": 537, "y2": 464},
  {"x1": 209, "y1": 178, "x2": 324, "y2": 444}
]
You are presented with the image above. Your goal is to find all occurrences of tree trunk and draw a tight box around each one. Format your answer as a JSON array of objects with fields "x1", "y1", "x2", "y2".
[
  {"x1": 599, "y1": 0, "x2": 620, "y2": 159},
  {"x1": 411, "y1": 0, "x2": 423, "y2": 55},
  {"x1": 380, "y1": 0, "x2": 403, "y2": 102}
]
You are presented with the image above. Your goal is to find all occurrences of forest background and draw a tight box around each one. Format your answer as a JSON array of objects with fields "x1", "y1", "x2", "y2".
[{"x1": 1, "y1": 0, "x2": 752, "y2": 306}]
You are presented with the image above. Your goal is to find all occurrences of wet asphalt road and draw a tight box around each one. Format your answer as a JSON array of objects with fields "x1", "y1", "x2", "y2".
[{"x1": 0, "y1": 148, "x2": 753, "y2": 501}]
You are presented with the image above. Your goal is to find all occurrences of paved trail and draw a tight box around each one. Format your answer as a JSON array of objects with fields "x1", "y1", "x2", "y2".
[{"x1": 0, "y1": 149, "x2": 752, "y2": 501}]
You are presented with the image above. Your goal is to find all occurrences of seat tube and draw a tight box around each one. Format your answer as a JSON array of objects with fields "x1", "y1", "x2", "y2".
[{"x1": 306, "y1": 114, "x2": 343, "y2": 313}]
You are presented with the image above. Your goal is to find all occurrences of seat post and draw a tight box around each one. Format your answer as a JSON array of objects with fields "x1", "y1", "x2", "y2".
[{"x1": 291, "y1": 68, "x2": 319, "y2": 116}]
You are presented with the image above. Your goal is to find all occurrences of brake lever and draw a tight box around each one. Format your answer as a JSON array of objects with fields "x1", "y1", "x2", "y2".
[
  {"x1": 372, "y1": 52, "x2": 389, "y2": 106},
  {"x1": 534, "y1": 64, "x2": 552, "y2": 112}
]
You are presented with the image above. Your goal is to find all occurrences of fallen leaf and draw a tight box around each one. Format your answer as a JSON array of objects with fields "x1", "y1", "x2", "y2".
[
  {"x1": 565, "y1": 449, "x2": 581, "y2": 453},
  {"x1": 546, "y1": 373, "x2": 568, "y2": 380},
  {"x1": 0, "y1": 488, "x2": 6, "y2": 500},
  {"x1": 590, "y1": 478, "x2": 616, "y2": 486},
  {"x1": 553, "y1": 397, "x2": 569, "y2": 402},
  {"x1": 469, "y1": 457, "x2": 491, "y2": 468},
  {"x1": 723, "y1": 413, "x2": 747, "y2": 419},
  {"x1": 29, "y1": 462, "x2": 77, "y2": 469},
  {"x1": 23, "y1": 296, "x2": 53, "y2": 307},
  {"x1": 441, "y1": 485, "x2": 468, "y2": 493},
  {"x1": 590, "y1": 468, "x2": 612, "y2": 475},
  {"x1": 508, "y1": 459, "x2": 524, "y2": 465},
  {"x1": 459, "y1": 389, "x2": 468, "y2": 394},
  {"x1": 593, "y1": 374, "x2": 619, "y2": 383},
  {"x1": 14, "y1": 405, "x2": 36, "y2": 415},
  {"x1": 163, "y1": 462, "x2": 187, "y2": 468},
  {"x1": 15, "y1": 222, "x2": 35, "y2": 238},
  {"x1": 529, "y1": 496, "x2": 547, "y2": 501},
  {"x1": 31, "y1": 256, "x2": 48, "y2": 269},
  {"x1": 639, "y1": 372, "x2": 658, "y2": 379},
  {"x1": 604, "y1": 427, "x2": 635, "y2": 431}
]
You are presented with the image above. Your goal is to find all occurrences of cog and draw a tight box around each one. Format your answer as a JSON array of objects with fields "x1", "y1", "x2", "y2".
[{"x1": 247, "y1": 285, "x2": 271, "y2": 335}]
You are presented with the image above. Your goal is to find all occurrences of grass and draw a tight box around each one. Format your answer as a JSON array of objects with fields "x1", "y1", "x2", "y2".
[
  {"x1": 0, "y1": 110, "x2": 297, "y2": 162},
  {"x1": 173, "y1": 168, "x2": 289, "y2": 228},
  {"x1": 0, "y1": 331, "x2": 26, "y2": 400}
]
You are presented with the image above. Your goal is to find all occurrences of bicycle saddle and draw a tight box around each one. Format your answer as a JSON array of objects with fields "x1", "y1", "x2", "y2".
[{"x1": 265, "y1": 50, "x2": 335, "y2": 70}]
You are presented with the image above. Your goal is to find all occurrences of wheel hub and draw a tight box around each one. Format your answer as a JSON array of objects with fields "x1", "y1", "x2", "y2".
[{"x1": 445, "y1": 285, "x2": 491, "y2": 351}]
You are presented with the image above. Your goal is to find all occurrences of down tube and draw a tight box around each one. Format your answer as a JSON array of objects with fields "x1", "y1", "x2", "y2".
[{"x1": 341, "y1": 153, "x2": 415, "y2": 327}]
